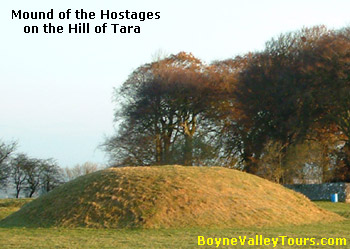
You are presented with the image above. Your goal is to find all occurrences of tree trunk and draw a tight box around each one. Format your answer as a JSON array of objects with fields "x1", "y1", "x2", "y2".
[
  {"x1": 155, "y1": 134, "x2": 162, "y2": 165},
  {"x1": 320, "y1": 143, "x2": 330, "y2": 183},
  {"x1": 342, "y1": 142, "x2": 350, "y2": 181},
  {"x1": 15, "y1": 187, "x2": 20, "y2": 199},
  {"x1": 243, "y1": 154, "x2": 259, "y2": 174},
  {"x1": 182, "y1": 114, "x2": 196, "y2": 166},
  {"x1": 163, "y1": 136, "x2": 171, "y2": 164},
  {"x1": 183, "y1": 134, "x2": 193, "y2": 166}
]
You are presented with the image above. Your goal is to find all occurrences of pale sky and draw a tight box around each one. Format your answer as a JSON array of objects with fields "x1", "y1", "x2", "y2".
[{"x1": 1, "y1": 0, "x2": 350, "y2": 167}]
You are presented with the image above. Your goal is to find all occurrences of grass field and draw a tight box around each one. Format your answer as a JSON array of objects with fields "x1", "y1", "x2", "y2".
[{"x1": 0, "y1": 199, "x2": 350, "y2": 248}]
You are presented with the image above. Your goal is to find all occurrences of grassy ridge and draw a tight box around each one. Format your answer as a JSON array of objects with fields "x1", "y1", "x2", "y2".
[
  {"x1": 0, "y1": 166, "x2": 342, "y2": 228},
  {"x1": 0, "y1": 199, "x2": 32, "y2": 221}
]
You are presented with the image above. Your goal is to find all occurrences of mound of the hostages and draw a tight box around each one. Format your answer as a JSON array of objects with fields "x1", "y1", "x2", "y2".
[{"x1": 0, "y1": 165, "x2": 343, "y2": 228}]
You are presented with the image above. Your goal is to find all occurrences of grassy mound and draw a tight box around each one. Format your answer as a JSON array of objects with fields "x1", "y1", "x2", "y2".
[
  {"x1": 0, "y1": 166, "x2": 343, "y2": 228},
  {"x1": 0, "y1": 198, "x2": 32, "y2": 220}
]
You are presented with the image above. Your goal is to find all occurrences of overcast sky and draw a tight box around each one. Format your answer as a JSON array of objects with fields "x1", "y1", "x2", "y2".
[{"x1": 1, "y1": 0, "x2": 350, "y2": 167}]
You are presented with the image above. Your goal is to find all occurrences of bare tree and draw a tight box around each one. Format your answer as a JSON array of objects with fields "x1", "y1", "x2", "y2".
[
  {"x1": 40, "y1": 159, "x2": 64, "y2": 193},
  {"x1": 64, "y1": 162, "x2": 102, "y2": 181},
  {"x1": 10, "y1": 154, "x2": 29, "y2": 198},
  {"x1": 0, "y1": 140, "x2": 17, "y2": 188},
  {"x1": 11, "y1": 156, "x2": 64, "y2": 197},
  {"x1": 24, "y1": 158, "x2": 42, "y2": 198}
]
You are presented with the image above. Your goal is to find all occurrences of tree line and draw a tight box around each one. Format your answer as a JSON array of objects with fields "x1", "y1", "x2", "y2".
[
  {"x1": 0, "y1": 140, "x2": 102, "y2": 198},
  {"x1": 104, "y1": 25, "x2": 350, "y2": 184}
]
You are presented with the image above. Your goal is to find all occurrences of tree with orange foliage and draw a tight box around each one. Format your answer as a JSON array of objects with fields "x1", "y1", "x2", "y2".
[
  {"x1": 234, "y1": 26, "x2": 350, "y2": 181},
  {"x1": 234, "y1": 26, "x2": 332, "y2": 175},
  {"x1": 104, "y1": 52, "x2": 224, "y2": 166}
]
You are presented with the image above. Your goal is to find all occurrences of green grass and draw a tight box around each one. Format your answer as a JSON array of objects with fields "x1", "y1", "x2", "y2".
[
  {"x1": 0, "y1": 199, "x2": 350, "y2": 248},
  {"x1": 0, "y1": 217, "x2": 350, "y2": 248},
  {"x1": 315, "y1": 201, "x2": 350, "y2": 218}
]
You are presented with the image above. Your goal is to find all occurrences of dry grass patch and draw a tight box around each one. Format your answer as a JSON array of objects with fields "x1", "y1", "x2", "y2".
[{"x1": 0, "y1": 165, "x2": 343, "y2": 228}]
